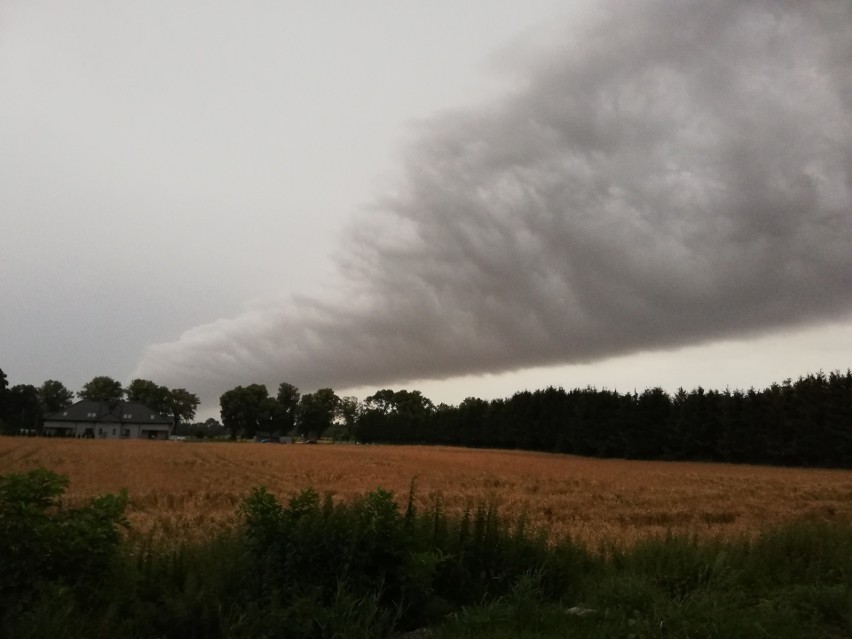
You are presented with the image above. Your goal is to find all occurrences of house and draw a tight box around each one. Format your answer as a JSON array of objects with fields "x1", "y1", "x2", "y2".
[{"x1": 43, "y1": 400, "x2": 172, "y2": 440}]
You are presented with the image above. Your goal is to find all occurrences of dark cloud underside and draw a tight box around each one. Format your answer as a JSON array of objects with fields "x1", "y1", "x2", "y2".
[{"x1": 136, "y1": 0, "x2": 852, "y2": 401}]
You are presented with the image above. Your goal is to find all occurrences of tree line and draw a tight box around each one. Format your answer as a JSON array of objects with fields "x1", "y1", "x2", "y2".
[
  {"x1": 0, "y1": 370, "x2": 199, "y2": 435},
  {"x1": 352, "y1": 372, "x2": 852, "y2": 468},
  {"x1": 216, "y1": 384, "x2": 435, "y2": 441},
  {"x1": 3, "y1": 364, "x2": 850, "y2": 467},
  {"x1": 214, "y1": 371, "x2": 850, "y2": 467},
  {"x1": 217, "y1": 382, "x2": 358, "y2": 441}
]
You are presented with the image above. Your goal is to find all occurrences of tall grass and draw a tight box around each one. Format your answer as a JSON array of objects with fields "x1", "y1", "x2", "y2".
[{"x1": 2, "y1": 468, "x2": 851, "y2": 638}]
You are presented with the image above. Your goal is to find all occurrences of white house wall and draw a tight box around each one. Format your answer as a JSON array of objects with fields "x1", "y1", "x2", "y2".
[{"x1": 43, "y1": 420, "x2": 169, "y2": 439}]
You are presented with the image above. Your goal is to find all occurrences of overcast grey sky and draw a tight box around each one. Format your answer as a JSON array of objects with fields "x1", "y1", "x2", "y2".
[{"x1": 3, "y1": 1, "x2": 851, "y2": 418}]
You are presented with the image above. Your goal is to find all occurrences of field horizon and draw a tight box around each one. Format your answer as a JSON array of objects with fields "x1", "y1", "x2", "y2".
[{"x1": 2, "y1": 437, "x2": 850, "y2": 548}]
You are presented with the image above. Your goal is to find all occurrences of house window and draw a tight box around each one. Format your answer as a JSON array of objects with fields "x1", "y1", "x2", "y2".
[
  {"x1": 123, "y1": 413, "x2": 132, "y2": 419},
  {"x1": 122, "y1": 429, "x2": 130, "y2": 438},
  {"x1": 112, "y1": 429, "x2": 116, "y2": 436}
]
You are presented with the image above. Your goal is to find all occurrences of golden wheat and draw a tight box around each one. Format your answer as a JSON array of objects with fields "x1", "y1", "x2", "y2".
[{"x1": 1, "y1": 438, "x2": 850, "y2": 548}]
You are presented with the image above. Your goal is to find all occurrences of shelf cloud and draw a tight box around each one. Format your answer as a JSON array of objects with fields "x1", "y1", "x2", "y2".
[{"x1": 135, "y1": 0, "x2": 852, "y2": 402}]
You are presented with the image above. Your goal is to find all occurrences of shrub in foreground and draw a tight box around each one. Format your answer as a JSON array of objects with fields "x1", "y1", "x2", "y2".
[
  {"x1": 0, "y1": 468, "x2": 127, "y2": 633},
  {"x1": 236, "y1": 484, "x2": 590, "y2": 631},
  {"x1": 1, "y1": 468, "x2": 851, "y2": 638}
]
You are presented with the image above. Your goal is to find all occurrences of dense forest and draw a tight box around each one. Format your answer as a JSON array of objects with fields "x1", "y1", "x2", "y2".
[{"x1": 354, "y1": 372, "x2": 852, "y2": 468}]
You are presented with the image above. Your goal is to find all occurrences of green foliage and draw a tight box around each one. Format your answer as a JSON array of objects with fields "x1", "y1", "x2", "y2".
[
  {"x1": 610, "y1": 535, "x2": 736, "y2": 600},
  {"x1": 0, "y1": 368, "x2": 8, "y2": 430},
  {"x1": 0, "y1": 466, "x2": 68, "y2": 511},
  {"x1": 120, "y1": 532, "x2": 250, "y2": 639},
  {"x1": 127, "y1": 380, "x2": 200, "y2": 431},
  {"x1": 38, "y1": 379, "x2": 74, "y2": 413},
  {"x1": 239, "y1": 485, "x2": 419, "y2": 624},
  {"x1": 0, "y1": 469, "x2": 127, "y2": 633},
  {"x1": 437, "y1": 520, "x2": 852, "y2": 639},
  {"x1": 78, "y1": 375, "x2": 124, "y2": 402},
  {"x1": 218, "y1": 381, "x2": 336, "y2": 440},
  {"x1": 356, "y1": 371, "x2": 852, "y2": 468},
  {"x1": 219, "y1": 383, "x2": 275, "y2": 439},
  {"x1": 2, "y1": 383, "x2": 41, "y2": 433},
  {"x1": 185, "y1": 417, "x2": 228, "y2": 439},
  {"x1": 168, "y1": 387, "x2": 201, "y2": 430},
  {"x1": 740, "y1": 518, "x2": 852, "y2": 588},
  {"x1": 276, "y1": 382, "x2": 301, "y2": 433},
  {"x1": 335, "y1": 395, "x2": 360, "y2": 440},
  {"x1": 2, "y1": 468, "x2": 851, "y2": 638},
  {"x1": 357, "y1": 388, "x2": 436, "y2": 443},
  {"x1": 235, "y1": 484, "x2": 591, "y2": 632},
  {"x1": 298, "y1": 388, "x2": 341, "y2": 439},
  {"x1": 126, "y1": 378, "x2": 172, "y2": 413}
]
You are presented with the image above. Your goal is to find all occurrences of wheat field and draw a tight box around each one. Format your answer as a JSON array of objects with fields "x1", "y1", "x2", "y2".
[{"x1": 1, "y1": 437, "x2": 850, "y2": 548}]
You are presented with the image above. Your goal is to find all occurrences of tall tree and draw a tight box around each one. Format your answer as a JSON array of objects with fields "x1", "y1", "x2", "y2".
[
  {"x1": 168, "y1": 388, "x2": 200, "y2": 435},
  {"x1": 392, "y1": 390, "x2": 435, "y2": 415},
  {"x1": 126, "y1": 379, "x2": 171, "y2": 413},
  {"x1": 363, "y1": 389, "x2": 396, "y2": 414},
  {"x1": 363, "y1": 389, "x2": 434, "y2": 415},
  {"x1": 38, "y1": 380, "x2": 74, "y2": 413},
  {"x1": 6, "y1": 385, "x2": 41, "y2": 433},
  {"x1": 220, "y1": 384, "x2": 272, "y2": 440},
  {"x1": 78, "y1": 376, "x2": 124, "y2": 402},
  {"x1": 0, "y1": 368, "x2": 9, "y2": 426},
  {"x1": 126, "y1": 379, "x2": 200, "y2": 434},
  {"x1": 275, "y1": 382, "x2": 301, "y2": 433},
  {"x1": 298, "y1": 388, "x2": 340, "y2": 439},
  {"x1": 338, "y1": 396, "x2": 360, "y2": 440}
]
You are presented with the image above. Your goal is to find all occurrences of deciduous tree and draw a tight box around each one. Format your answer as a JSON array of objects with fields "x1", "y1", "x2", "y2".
[
  {"x1": 274, "y1": 382, "x2": 301, "y2": 434},
  {"x1": 0, "y1": 368, "x2": 9, "y2": 427},
  {"x1": 338, "y1": 396, "x2": 360, "y2": 439},
  {"x1": 5, "y1": 385, "x2": 41, "y2": 433},
  {"x1": 78, "y1": 377, "x2": 124, "y2": 402},
  {"x1": 168, "y1": 388, "x2": 200, "y2": 435},
  {"x1": 38, "y1": 380, "x2": 74, "y2": 413},
  {"x1": 126, "y1": 379, "x2": 171, "y2": 413},
  {"x1": 298, "y1": 388, "x2": 340, "y2": 440},
  {"x1": 127, "y1": 379, "x2": 199, "y2": 434},
  {"x1": 220, "y1": 384, "x2": 273, "y2": 440}
]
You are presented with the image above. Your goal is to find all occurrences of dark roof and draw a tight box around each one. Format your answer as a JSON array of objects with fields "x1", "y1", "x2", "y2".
[{"x1": 45, "y1": 400, "x2": 172, "y2": 425}]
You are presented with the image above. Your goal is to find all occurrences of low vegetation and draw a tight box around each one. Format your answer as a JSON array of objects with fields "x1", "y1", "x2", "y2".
[{"x1": 1, "y1": 467, "x2": 851, "y2": 638}]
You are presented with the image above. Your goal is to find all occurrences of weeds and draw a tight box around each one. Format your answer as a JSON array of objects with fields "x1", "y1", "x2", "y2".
[{"x1": 1, "y1": 467, "x2": 851, "y2": 638}]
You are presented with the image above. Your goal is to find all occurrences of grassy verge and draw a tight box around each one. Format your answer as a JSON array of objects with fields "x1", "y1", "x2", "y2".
[
  {"x1": 1, "y1": 469, "x2": 850, "y2": 638},
  {"x1": 436, "y1": 521, "x2": 852, "y2": 638}
]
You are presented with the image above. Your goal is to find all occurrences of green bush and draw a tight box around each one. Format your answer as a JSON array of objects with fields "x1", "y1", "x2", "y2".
[
  {"x1": 2, "y1": 467, "x2": 850, "y2": 638},
  {"x1": 0, "y1": 468, "x2": 127, "y2": 633},
  {"x1": 235, "y1": 484, "x2": 593, "y2": 632}
]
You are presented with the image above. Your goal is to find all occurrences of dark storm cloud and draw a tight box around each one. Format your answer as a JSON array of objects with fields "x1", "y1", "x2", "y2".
[{"x1": 136, "y1": 0, "x2": 852, "y2": 400}]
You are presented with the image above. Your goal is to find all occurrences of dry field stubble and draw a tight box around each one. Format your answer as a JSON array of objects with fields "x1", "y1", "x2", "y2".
[{"x1": 1, "y1": 437, "x2": 850, "y2": 548}]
